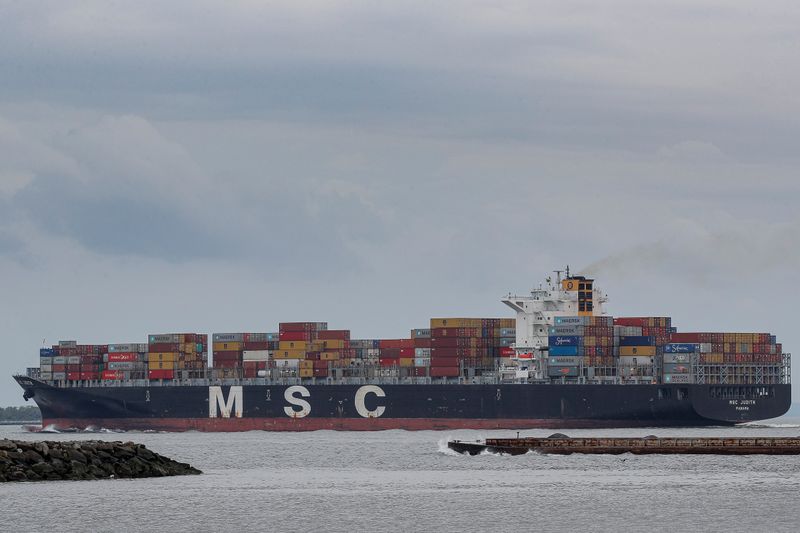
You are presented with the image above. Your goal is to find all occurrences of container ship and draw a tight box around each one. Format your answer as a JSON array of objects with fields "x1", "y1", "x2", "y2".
[{"x1": 14, "y1": 270, "x2": 791, "y2": 431}]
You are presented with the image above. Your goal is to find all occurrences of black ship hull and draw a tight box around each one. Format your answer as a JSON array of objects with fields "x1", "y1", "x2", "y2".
[{"x1": 14, "y1": 377, "x2": 791, "y2": 431}]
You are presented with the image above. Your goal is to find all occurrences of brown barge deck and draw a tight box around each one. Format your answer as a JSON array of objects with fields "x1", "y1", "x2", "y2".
[{"x1": 448, "y1": 435, "x2": 800, "y2": 455}]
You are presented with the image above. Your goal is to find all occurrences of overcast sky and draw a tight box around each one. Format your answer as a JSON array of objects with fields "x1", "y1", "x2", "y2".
[{"x1": 1, "y1": 1, "x2": 799, "y2": 406}]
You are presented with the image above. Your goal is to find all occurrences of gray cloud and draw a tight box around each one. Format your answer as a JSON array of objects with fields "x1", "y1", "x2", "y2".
[{"x1": 1, "y1": 1, "x2": 800, "y2": 404}]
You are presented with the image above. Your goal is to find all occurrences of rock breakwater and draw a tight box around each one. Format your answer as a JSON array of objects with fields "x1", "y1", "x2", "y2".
[{"x1": 0, "y1": 439, "x2": 201, "y2": 481}]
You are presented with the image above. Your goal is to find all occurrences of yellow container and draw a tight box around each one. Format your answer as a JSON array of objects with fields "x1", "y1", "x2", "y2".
[
  {"x1": 320, "y1": 351, "x2": 340, "y2": 361},
  {"x1": 299, "y1": 360, "x2": 314, "y2": 369},
  {"x1": 148, "y1": 352, "x2": 178, "y2": 362},
  {"x1": 183, "y1": 343, "x2": 196, "y2": 354},
  {"x1": 148, "y1": 360, "x2": 175, "y2": 370},
  {"x1": 299, "y1": 368, "x2": 313, "y2": 378},
  {"x1": 618, "y1": 346, "x2": 656, "y2": 356},
  {"x1": 213, "y1": 342, "x2": 242, "y2": 352},
  {"x1": 321, "y1": 339, "x2": 346, "y2": 350},
  {"x1": 430, "y1": 318, "x2": 482, "y2": 329},
  {"x1": 278, "y1": 341, "x2": 307, "y2": 351},
  {"x1": 399, "y1": 357, "x2": 414, "y2": 367},
  {"x1": 274, "y1": 349, "x2": 306, "y2": 359}
]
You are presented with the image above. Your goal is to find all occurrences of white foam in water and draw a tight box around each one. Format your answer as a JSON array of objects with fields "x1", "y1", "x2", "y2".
[
  {"x1": 741, "y1": 423, "x2": 800, "y2": 429},
  {"x1": 437, "y1": 436, "x2": 468, "y2": 456},
  {"x1": 38, "y1": 424, "x2": 61, "y2": 433}
]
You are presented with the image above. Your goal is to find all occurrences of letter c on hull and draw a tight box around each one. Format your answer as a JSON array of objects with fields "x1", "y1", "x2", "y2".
[
  {"x1": 284, "y1": 385, "x2": 311, "y2": 418},
  {"x1": 355, "y1": 385, "x2": 386, "y2": 418}
]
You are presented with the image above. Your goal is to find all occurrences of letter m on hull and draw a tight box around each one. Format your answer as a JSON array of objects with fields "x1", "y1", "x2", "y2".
[{"x1": 209, "y1": 386, "x2": 243, "y2": 418}]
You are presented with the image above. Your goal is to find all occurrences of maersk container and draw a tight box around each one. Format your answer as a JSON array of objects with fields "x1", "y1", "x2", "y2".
[
  {"x1": 549, "y1": 345, "x2": 579, "y2": 356},
  {"x1": 663, "y1": 363, "x2": 691, "y2": 374},
  {"x1": 213, "y1": 333, "x2": 244, "y2": 343},
  {"x1": 548, "y1": 326, "x2": 583, "y2": 336},
  {"x1": 619, "y1": 336, "x2": 655, "y2": 346},
  {"x1": 555, "y1": 316, "x2": 586, "y2": 326},
  {"x1": 549, "y1": 335, "x2": 581, "y2": 347},
  {"x1": 108, "y1": 344, "x2": 138, "y2": 353},
  {"x1": 549, "y1": 355, "x2": 582, "y2": 366},
  {"x1": 664, "y1": 343, "x2": 699, "y2": 354},
  {"x1": 663, "y1": 374, "x2": 693, "y2": 384},
  {"x1": 149, "y1": 334, "x2": 180, "y2": 344},
  {"x1": 107, "y1": 361, "x2": 142, "y2": 371}
]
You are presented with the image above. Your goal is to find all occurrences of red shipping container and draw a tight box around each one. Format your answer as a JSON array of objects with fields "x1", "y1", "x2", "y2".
[
  {"x1": 66, "y1": 364, "x2": 81, "y2": 372},
  {"x1": 430, "y1": 366, "x2": 459, "y2": 377},
  {"x1": 79, "y1": 372, "x2": 100, "y2": 380},
  {"x1": 313, "y1": 368, "x2": 328, "y2": 377},
  {"x1": 313, "y1": 360, "x2": 329, "y2": 369},
  {"x1": 80, "y1": 354, "x2": 101, "y2": 364},
  {"x1": 412, "y1": 367, "x2": 429, "y2": 377},
  {"x1": 670, "y1": 333, "x2": 701, "y2": 343},
  {"x1": 317, "y1": 330, "x2": 351, "y2": 341},
  {"x1": 243, "y1": 367, "x2": 257, "y2": 378},
  {"x1": 66, "y1": 372, "x2": 81, "y2": 381},
  {"x1": 108, "y1": 352, "x2": 139, "y2": 362},
  {"x1": 149, "y1": 369, "x2": 174, "y2": 379},
  {"x1": 149, "y1": 342, "x2": 180, "y2": 352},
  {"x1": 243, "y1": 341, "x2": 269, "y2": 350},
  {"x1": 379, "y1": 339, "x2": 414, "y2": 349},
  {"x1": 399, "y1": 348, "x2": 414, "y2": 357},
  {"x1": 279, "y1": 331, "x2": 312, "y2": 341},
  {"x1": 379, "y1": 357, "x2": 400, "y2": 366},
  {"x1": 413, "y1": 338, "x2": 432, "y2": 348},
  {"x1": 101, "y1": 370, "x2": 125, "y2": 380},
  {"x1": 51, "y1": 364, "x2": 66, "y2": 372},
  {"x1": 499, "y1": 347, "x2": 514, "y2": 356}
]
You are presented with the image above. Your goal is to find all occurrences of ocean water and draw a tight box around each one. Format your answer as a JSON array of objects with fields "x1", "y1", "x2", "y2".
[{"x1": 3, "y1": 421, "x2": 800, "y2": 533}]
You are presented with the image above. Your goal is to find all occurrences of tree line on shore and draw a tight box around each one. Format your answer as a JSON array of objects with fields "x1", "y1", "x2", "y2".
[{"x1": 0, "y1": 406, "x2": 41, "y2": 422}]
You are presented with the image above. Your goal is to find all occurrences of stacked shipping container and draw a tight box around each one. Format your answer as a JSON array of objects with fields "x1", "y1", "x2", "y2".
[{"x1": 429, "y1": 318, "x2": 515, "y2": 377}]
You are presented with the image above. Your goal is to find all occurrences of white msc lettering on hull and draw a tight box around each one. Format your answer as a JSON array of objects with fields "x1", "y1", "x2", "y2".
[
  {"x1": 355, "y1": 385, "x2": 386, "y2": 418},
  {"x1": 209, "y1": 386, "x2": 243, "y2": 418},
  {"x1": 284, "y1": 385, "x2": 312, "y2": 418}
]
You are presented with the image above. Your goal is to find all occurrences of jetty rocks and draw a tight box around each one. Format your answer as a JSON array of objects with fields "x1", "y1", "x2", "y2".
[{"x1": 0, "y1": 439, "x2": 201, "y2": 482}]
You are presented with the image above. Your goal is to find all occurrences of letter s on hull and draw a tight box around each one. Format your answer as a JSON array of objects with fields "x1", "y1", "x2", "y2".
[
  {"x1": 284, "y1": 385, "x2": 311, "y2": 418},
  {"x1": 355, "y1": 385, "x2": 386, "y2": 418}
]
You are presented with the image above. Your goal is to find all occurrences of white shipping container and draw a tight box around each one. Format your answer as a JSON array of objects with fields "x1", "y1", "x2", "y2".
[
  {"x1": 700, "y1": 343, "x2": 712, "y2": 353},
  {"x1": 67, "y1": 356, "x2": 81, "y2": 365},
  {"x1": 40, "y1": 364, "x2": 53, "y2": 372},
  {"x1": 39, "y1": 356, "x2": 53, "y2": 365},
  {"x1": 58, "y1": 340, "x2": 77, "y2": 348},
  {"x1": 242, "y1": 350, "x2": 271, "y2": 361},
  {"x1": 273, "y1": 359, "x2": 300, "y2": 368},
  {"x1": 39, "y1": 372, "x2": 53, "y2": 380},
  {"x1": 52, "y1": 356, "x2": 66, "y2": 364},
  {"x1": 52, "y1": 372, "x2": 66, "y2": 380}
]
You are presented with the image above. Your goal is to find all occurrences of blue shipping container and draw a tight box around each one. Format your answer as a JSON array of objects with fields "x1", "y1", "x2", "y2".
[
  {"x1": 664, "y1": 343, "x2": 699, "y2": 354},
  {"x1": 619, "y1": 336, "x2": 655, "y2": 346},
  {"x1": 548, "y1": 335, "x2": 581, "y2": 347},
  {"x1": 40, "y1": 348, "x2": 55, "y2": 357},
  {"x1": 549, "y1": 345, "x2": 579, "y2": 356}
]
